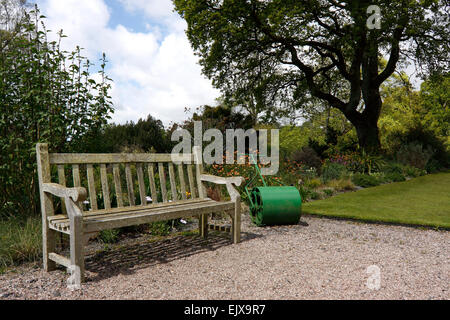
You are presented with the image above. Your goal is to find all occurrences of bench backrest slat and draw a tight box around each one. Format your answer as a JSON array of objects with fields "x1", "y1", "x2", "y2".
[
  {"x1": 136, "y1": 163, "x2": 147, "y2": 206},
  {"x1": 148, "y1": 163, "x2": 158, "y2": 204},
  {"x1": 43, "y1": 150, "x2": 199, "y2": 213},
  {"x1": 125, "y1": 163, "x2": 135, "y2": 207},
  {"x1": 49, "y1": 153, "x2": 192, "y2": 164},
  {"x1": 86, "y1": 164, "x2": 98, "y2": 211},
  {"x1": 100, "y1": 164, "x2": 111, "y2": 209},
  {"x1": 113, "y1": 164, "x2": 124, "y2": 207},
  {"x1": 168, "y1": 163, "x2": 178, "y2": 202},
  {"x1": 57, "y1": 165, "x2": 67, "y2": 215},
  {"x1": 158, "y1": 163, "x2": 168, "y2": 203},
  {"x1": 178, "y1": 164, "x2": 187, "y2": 200},
  {"x1": 187, "y1": 164, "x2": 197, "y2": 199}
]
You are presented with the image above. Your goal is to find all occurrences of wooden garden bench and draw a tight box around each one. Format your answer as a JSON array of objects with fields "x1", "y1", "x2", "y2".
[{"x1": 36, "y1": 144, "x2": 243, "y2": 288}]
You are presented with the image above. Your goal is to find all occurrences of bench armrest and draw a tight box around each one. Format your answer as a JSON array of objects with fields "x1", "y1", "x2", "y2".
[
  {"x1": 42, "y1": 183, "x2": 88, "y2": 203},
  {"x1": 200, "y1": 174, "x2": 244, "y2": 202}
]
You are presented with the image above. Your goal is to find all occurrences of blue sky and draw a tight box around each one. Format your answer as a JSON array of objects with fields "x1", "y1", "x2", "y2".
[{"x1": 34, "y1": 0, "x2": 220, "y2": 126}]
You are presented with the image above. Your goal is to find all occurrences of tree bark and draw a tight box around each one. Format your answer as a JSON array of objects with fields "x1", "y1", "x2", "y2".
[{"x1": 344, "y1": 90, "x2": 382, "y2": 154}]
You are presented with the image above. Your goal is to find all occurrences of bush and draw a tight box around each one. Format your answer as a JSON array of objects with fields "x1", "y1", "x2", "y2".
[
  {"x1": 351, "y1": 174, "x2": 380, "y2": 188},
  {"x1": 392, "y1": 126, "x2": 449, "y2": 168},
  {"x1": 321, "y1": 163, "x2": 348, "y2": 183},
  {"x1": 396, "y1": 142, "x2": 434, "y2": 169},
  {"x1": 148, "y1": 221, "x2": 172, "y2": 236},
  {"x1": 425, "y1": 159, "x2": 443, "y2": 173},
  {"x1": 403, "y1": 165, "x2": 424, "y2": 178},
  {"x1": 291, "y1": 147, "x2": 323, "y2": 174},
  {"x1": 98, "y1": 229, "x2": 120, "y2": 244},
  {"x1": 305, "y1": 178, "x2": 322, "y2": 189},
  {"x1": 383, "y1": 162, "x2": 404, "y2": 175},
  {"x1": 326, "y1": 178, "x2": 356, "y2": 191},
  {"x1": 385, "y1": 172, "x2": 406, "y2": 182},
  {"x1": 309, "y1": 191, "x2": 321, "y2": 200},
  {"x1": 322, "y1": 189, "x2": 334, "y2": 197}
]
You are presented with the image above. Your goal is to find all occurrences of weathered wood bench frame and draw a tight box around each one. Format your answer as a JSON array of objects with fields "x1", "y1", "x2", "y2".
[{"x1": 36, "y1": 144, "x2": 243, "y2": 288}]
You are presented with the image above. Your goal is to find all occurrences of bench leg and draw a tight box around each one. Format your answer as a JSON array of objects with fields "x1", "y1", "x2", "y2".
[
  {"x1": 199, "y1": 214, "x2": 208, "y2": 239},
  {"x1": 68, "y1": 214, "x2": 85, "y2": 289},
  {"x1": 42, "y1": 225, "x2": 57, "y2": 272},
  {"x1": 232, "y1": 197, "x2": 241, "y2": 244}
]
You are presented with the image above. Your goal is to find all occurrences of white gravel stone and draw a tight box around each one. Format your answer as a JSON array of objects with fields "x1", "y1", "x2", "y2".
[{"x1": 0, "y1": 213, "x2": 448, "y2": 300}]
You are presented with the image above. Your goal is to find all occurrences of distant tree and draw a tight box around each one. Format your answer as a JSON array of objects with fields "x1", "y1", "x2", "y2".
[
  {"x1": 174, "y1": 0, "x2": 450, "y2": 152},
  {"x1": 89, "y1": 115, "x2": 171, "y2": 154}
]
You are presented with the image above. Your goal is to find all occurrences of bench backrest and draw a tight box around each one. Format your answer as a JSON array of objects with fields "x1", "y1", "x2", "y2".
[{"x1": 37, "y1": 144, "x2": 205, "y2": 213}]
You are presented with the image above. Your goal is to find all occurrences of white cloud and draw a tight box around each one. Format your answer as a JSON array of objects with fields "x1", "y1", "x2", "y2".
[{"x1": 37, "y1": 0, "x2": 219, "y2": 126}]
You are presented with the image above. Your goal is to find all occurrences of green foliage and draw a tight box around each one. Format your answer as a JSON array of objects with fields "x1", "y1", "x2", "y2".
[
  {"x1": 0, "y1": 215, "x2": 41, "y2": 271},
  {"x1": 403, "y1": 165, "x2": 425, "y2": 178},
  {"x1": 351, "y1": 174, "x2": 380, "y2": 188},
  {"x1": 383, "y1": 162, "x2": 404, "y2": 175},
  {"x1": 325, "y1": 179, "x2": 356, "y2": 192},
  {"x1": 309, "y1": 191, "x2": 320, "y2": 200},
  {"x1": 89, "y1": 115, "x2": 171, "y2": 154},
  {"x1": 174, "y1": 0, "x2": 449, "y2": 152},
  {"x1": 0, "y1": 7, "x2": 113, "y2": 217},
  {"x1": 321, "y1": 163, "x2": 347, "y2": 183},
  {"x1": 148, "y1": 221, "x2": 172, "y2": 236},
  {"x1": 384, "y1": 172, "x2": 406, "y2": 183},
  {"x1": 279, "y1": 126, "x2": 311, "y2": 158},
  {"x1": 322, "y1": 189, "x2": 334, "y2": 197},
  {"x1": 98, "y1": 229, "x2": 120, "y2": 244},
  {"x1": 396, "y1": 142, "x2": 434, "y2": 170},
  {"x1": 304, "y1": 173, "x2": 450, "y2": 229},
  {"x1": 305, "y1": 178, "x2": 321, "y2": 190},
  {"x1": 290, "y1": 147, "x2": 322, "y2": 174}
]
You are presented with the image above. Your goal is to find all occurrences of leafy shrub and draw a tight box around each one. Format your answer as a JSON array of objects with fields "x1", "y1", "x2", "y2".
[
  {"x1": 425, "y1": 159, "x2": 442, "y2": 173},
  {"x1": 309, "y1": 191, "x2": 321, "y2": 200},
  {"x1": 305, "y1": 178, "x2": 322, "y2": 189},
  {"x1": 385, "y1": 172, "x2": 406, "y2": 182},
  {"x1": 298, "y1": 186, "x2": 312, "y2": 201},
  {"x1": 99, "y1": 229, "x2": 120, "y2": 244},
  {"x1": 355, "y1": 151, "x2": 386, "y2": 174},
  {"x1": 0, "y1": 8, "x2": 113, "y2": 218},
  {"x1": 322, "y1": 189, "x2": 334, "y2": 197},
  {"x1": 403, "y1": 165, "x2": 424, "y2": 178},
  {"x1": 396, "y1": 142, "x2": 434, "y2": 169},
  {"x1": 369, "y1": 172, "x2": 387, "y2": 184},
  {"x1": 351, "y1": 174, "x2": 380, "y2": 188},
  {"x1": 393, "y1": 126, "x2": 449, "y2": 168},
  {"x1": 149, "y1": 221, "x2": 172, "y2": 236},
  {"x1": 321, "y1": 163, "x2": 348, "y2": 183},
  {"x1": 290, "y1": 147, "x2": 323, "y2": 174},
  {"x1": 326, "y1": 178, "x2": 356, "y2": 191},
  {"x1": 383, "y1": 162, "x2": 404, "y2": 175}
]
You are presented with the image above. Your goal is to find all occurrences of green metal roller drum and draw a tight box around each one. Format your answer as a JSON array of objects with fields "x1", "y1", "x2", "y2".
[
  {"x1": 245, "y1": 155, "x2": 302, "y2": 227},
  {"x1": 249, "y1": 186, "x2": 302, "y2": 226}
]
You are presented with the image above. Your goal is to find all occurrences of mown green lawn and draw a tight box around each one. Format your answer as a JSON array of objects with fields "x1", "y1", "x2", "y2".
[{"x1": 303, "y1": 172, "x2": 450, "y2": 229}]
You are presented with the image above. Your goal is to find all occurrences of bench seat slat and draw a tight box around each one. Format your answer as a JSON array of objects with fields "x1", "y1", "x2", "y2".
[
  {"x1": 48, "y1": 200, "x2": 234, "y2": 233},
  {"x1": 48, "y1": 198, "x2": 214, "y2": 222}
]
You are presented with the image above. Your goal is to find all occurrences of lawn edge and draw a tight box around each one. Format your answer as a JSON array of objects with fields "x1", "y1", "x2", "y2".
[{"x1": 302, "y1": 212, "x2": 450, "y2": 231}]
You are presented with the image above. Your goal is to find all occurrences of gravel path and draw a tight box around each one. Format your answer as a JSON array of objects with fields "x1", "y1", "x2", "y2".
[{"x1": 1, "y1": 213, "x2": 449, "y2": 300}]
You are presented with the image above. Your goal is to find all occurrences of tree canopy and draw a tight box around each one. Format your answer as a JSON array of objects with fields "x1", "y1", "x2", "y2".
[{"x1": 174, "y1": 0, "x2": 450, "y2": 152}]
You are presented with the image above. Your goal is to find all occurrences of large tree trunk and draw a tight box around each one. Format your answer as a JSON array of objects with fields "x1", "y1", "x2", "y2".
[
  {"x1": 344, "y1": 90, "x2": 382, "y2": 153},
  {"x1": 354, "y1": 118, "x2": 381, "y2": 153}
]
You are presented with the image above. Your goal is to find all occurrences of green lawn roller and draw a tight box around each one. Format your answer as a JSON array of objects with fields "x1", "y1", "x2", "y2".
[{"x1": 245, "y1": 156, "x2": 302, "y2": 227}]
